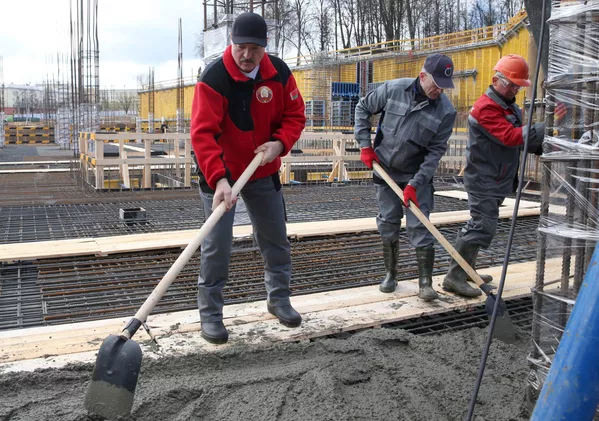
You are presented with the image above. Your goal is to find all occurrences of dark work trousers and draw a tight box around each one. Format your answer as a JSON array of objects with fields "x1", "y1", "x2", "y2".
[
  {"x1": 460, "y1": 192, "x2": 505, "y2": 248},
  {"x1": 197, "y1": 176, "x2": 291, "y2": 322},
  {"x1": 374, "y1": 181, "x2": 435, "y2": 248}
]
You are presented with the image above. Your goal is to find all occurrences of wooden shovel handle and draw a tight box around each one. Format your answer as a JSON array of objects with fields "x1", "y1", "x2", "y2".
[
  {"x1": 128, "y1": 152, "x2": 265, "y2": 332},
  {"x1": 372, "y1": 162, "x2": 486, "y2": 287}
]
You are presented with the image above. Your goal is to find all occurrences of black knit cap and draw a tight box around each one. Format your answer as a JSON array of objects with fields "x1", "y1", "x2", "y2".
[{"x1": 232, "y1": 12, "x2": 267, "y2": 47}]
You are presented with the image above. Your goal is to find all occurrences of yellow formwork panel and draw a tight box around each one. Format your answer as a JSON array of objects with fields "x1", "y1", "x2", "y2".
[
  {"x1": 104, "y1": 179, "x2": 140, "y2": 189},
  {"x1": 339, "y1": 64, "x2": 356, "y2": 82},
  {"x1": 373, "y1": 58, "x2": 400, "y2": 82},
  {"x1": 139, "y1": 85, "x2": 195, "y2": 120}
]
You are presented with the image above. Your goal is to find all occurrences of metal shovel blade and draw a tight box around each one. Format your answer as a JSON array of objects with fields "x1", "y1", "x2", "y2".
[
  {"x1": 484, "y1": 294, "x2": 516, "y2": 344},
  {"x1": 84, "y1": 334, "x2": 143, "y2": 419}
]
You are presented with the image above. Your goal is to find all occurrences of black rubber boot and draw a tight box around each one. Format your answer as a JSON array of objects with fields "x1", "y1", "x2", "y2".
[
  {"x1": 415, "y1": 246, "x2": 439, "y2": 302},
  {"x1": 442, "y1": 238, "x2": 483, "y2": 298},
  {"x1": 379, "y1": 240, "x2": 399, "y2": 293},
  {"x1": 267, "y1": 304, "x2": 302, "y2": 328},
  {"x1": 201, "y1": 321, "x2": 229, "y2": 344},
  {"x1": 469, "y1": 248, "x2": 493, "y2": 283},
  {"x1": 457, "y1": 231, "x2": 492, "y2": 283}
]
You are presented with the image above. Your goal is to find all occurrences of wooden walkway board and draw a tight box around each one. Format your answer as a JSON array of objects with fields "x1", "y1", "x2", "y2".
[
  {"x1": 0, "y1": 257, "x2": 565, "y2": 372},
  {"x1": 0, "y1": 205, "x2": 540, "y2": 263},
  {"x1": 434, "y1": 190, "x2": 540, "y2": 209}
]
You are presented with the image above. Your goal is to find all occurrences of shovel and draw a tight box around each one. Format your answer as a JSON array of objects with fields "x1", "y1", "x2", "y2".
[
  {"x1": 84, "y1": 152, "x2": 265, "y2": 419},
  {"x1": 372, "y1": 162, "x2": 516, "y2": 343}
]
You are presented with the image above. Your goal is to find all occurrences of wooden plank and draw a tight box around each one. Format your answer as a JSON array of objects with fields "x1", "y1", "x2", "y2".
[
  {"x1": 94, "y1": 140, "x2": 104, "y2": 190},
  {"x1": 184, "y1": 139, "x2": 192, "y2": 187},
  {"x1": 0, "y1": 258, "x2": 565, "y2": 371},
  {"x1": 0, "y1": 206, "x2": 539, "y2": 262},
  {"x1": 143, "y1": 139, "x2": 152, "y2": 188},
  {"x1": 435, "y1": 190, "x2": 540, "y2": 209},
  {"x1": 174, "y1": 138, "x2": 181, "y2": 179},
  {"x1": 0, "y1": 238, "x2": 100, "y2": 262},
  {"x1": 0, "y1": 283, "x2": 421, "y2": 362},
  {"x1": 119, "y1": 139, "x2": 130, "y2": 189}
]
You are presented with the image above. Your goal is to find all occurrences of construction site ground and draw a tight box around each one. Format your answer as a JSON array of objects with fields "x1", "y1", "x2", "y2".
[{"x1": 0, "y1": 145, "x2": 548, "y2": 420}]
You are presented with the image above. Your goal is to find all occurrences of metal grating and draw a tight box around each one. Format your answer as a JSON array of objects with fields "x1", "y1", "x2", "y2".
[
  {"x1": 0, "y1": 217, "x2": 541, "y2": 330},
  {"x1": 0, "y1": 186, "x2": 471, "y2": 244}
]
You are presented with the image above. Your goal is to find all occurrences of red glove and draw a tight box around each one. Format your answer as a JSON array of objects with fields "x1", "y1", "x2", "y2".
[
  {"x1": 555, "y1": 103, "x2": 567, "y2": 122},
  {"x1": 360, "y1": 147, "x2": 379, "y2": 169},
  {"x1": 403, "y1": 184, "x2": 419, "y2": 208}
]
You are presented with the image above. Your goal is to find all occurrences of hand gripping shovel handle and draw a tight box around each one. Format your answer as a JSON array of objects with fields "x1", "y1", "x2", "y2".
[
  {"x1": 372, "y1": 162, "x2": 492, "y2": 294},
  {"x1": 121, "y1": 152, "x2": 265, "y2": 339}
]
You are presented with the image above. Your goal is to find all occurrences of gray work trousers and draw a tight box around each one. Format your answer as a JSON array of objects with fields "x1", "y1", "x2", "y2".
[
  {"x1": 375, "y1": 182, "x2": 434, "y2": 248},
  {"x1": 198, "y1": 176, "x2": 291, "y2": 322},
  {"x1": 460, "y1": 192, "x2": 505, "y2": 248}
]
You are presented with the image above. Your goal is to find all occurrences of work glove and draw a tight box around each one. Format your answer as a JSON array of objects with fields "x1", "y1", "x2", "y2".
[
  {"x1": 360, "y1": 147, "x2": 379, "y2": 169},
  {"x1": 555, "y1": 102, "x2": 567, "y2": 122},
  {"x1": 403, "y1": 184, "x2": 419, "y2": 208}
]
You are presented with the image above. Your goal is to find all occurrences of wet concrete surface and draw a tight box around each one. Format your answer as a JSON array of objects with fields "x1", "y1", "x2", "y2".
[{"x1": 0, "y1": 327, "x2": 532, "y2": 421}]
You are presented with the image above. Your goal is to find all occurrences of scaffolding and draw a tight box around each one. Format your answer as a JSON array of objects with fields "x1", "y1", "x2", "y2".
[{"x1": 528, "y1": 0, "x2": 599, "y2": 412}]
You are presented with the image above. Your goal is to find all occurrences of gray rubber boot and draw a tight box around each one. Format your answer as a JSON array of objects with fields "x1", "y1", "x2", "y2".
[
  {"x1": 442, "y1": 238, "x2": 483, "y2": 297},
  {"x1": 457, "y1": 231, "x2": 492, "y2": 283},
  {"x1": 379, "y1": 240, "x2": 399, "y2": 293},
  {"x1": 415, "y1": 246, "x2": 439, "y2": 302}
]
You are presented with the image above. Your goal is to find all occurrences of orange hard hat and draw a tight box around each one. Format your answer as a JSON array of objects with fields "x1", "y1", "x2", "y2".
[{"x1": 493, "y1": 54, "x2": 531, "y2": 87}]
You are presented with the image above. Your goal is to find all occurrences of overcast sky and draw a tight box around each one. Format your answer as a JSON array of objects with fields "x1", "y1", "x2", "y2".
[{"x1": 0, "y1": 0, "x2": 205, "y2": 88}]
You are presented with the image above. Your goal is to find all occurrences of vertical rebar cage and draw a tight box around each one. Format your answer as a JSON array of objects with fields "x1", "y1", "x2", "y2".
[{"x1": 528, "y1": 0, "x2": 599, "y2": 409}]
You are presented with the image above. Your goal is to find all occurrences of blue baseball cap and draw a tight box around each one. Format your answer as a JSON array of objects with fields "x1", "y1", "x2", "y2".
[{"x1": 423, "y1": 54, "x2": 455, "y2": 89}]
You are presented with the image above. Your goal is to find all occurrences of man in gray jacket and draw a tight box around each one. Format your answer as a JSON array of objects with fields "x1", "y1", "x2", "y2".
[{"x1": 354, "y1": 54, "x2": 457, "y2": 301}]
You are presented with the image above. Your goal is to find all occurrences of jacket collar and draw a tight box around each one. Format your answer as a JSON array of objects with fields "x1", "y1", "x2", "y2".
[
  {"x1": 407, "y1": 77, "x2": 437, "y2": 106},
  {"x1": 486, "y1": 85, "x2": 515, "y2": 109},
  {"x1": 223, "y1": 45, "x2": 278, "y2": 83}
]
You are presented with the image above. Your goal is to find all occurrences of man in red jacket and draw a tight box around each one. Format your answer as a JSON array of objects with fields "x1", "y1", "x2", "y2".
[
  {"x1": 190, "y1": 12, "x2": 306, "y2": 344},
  {"x1": 442, "y1": 54, "x2": 545, "y2": 297}
]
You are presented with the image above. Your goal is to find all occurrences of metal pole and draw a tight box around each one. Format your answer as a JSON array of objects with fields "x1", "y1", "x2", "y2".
[{"x1": 530, "y1": 244, "x2": 599, "y2": 420}]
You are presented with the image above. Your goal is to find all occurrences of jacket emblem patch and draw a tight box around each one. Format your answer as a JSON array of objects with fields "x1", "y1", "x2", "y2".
[
  {"x1": 290, "y1": 88, "x2": 299, "y2": 100},
  {"x1": 256, "y1": 86, "x2": 273, "y2": 103}
]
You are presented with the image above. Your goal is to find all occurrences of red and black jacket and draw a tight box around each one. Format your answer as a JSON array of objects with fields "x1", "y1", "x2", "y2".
[
  {"x1": 464, "y1": 86, "x2": 544, "y2": 196},
  {"x1": 191, "y1": 45, "x2": 306, "y2": 190}
]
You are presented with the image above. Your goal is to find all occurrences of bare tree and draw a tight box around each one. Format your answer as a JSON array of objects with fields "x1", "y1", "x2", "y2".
[
  {"x1": 118, "y1": 91, "x2": 137, "y2": 115},
  {"x1": 470, "y1": 0, "x2": 503, "y2": 27},
  {"x1": 379, "y1": 0, "x2": 404, "y2": 41},
  {"x1": 99, "y1": 90, "x2": 111, "y2": 112},
  {"x1": 287, "y1": 0, "x2": 312, "y2": 65},
  {"x1": 335, "y1": 0, "x2": 356, "y2": 48},
  {"x1": 13, "y1": 89, "x2": 40, "y2": 118},
  {"x1": 315, "y1": 0, "x2": 333, "y2": 51}
]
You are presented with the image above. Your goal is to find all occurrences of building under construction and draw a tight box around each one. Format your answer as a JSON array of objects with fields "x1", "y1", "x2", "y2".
[
  {"x1": 0, "y1": 0, "x2": 598, "y2": 419},
  {"x1": 138, "y1": 10, "x2": 533, "y2": 132}
]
